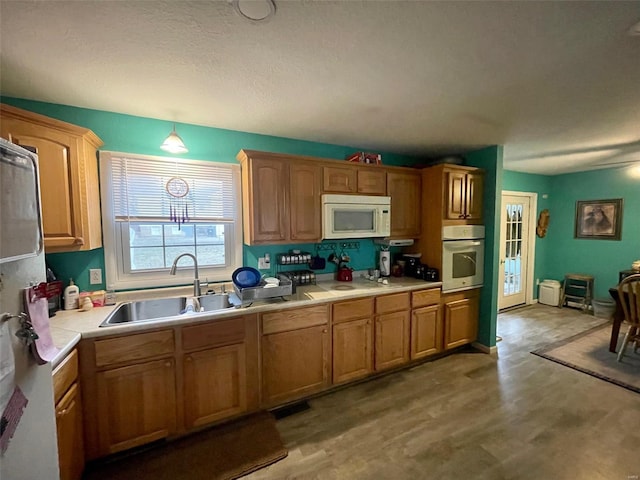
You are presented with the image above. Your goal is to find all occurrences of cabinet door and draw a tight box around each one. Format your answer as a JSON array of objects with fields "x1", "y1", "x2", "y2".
[
  {"x1": 444, "y1": 295, "x2": 479, "y2": 349},
  {"x1": 465, "y1": 172, "x2": 484, "y2": 221},
  {"x1": 1, "y1": 106, "x2": 103, "y2": 252},
  {"x1": 56, "y1": 383, "x2": 84, "y2": 480},
  {"x1": 2, "y1": 125, "x2": 83, "y2": 249},
  {"x1": 290, "y1": 162, "x2": 322, "y2": 242},
  {"x1": 387, "y1": 171, "x2": 421, "y2": 237},
  {"x1": 95, "y1": 358, "x2": 177, "y2": 455},
  {"x1": 261, "y1": 325, "x2": 329, "y2": 405},
  {"x1": 323, "y1": 165, "x2": 356, "y2": 193},
  {"x1": 374, "y1": 311, "x2": 410, "y2": 371},
  {"x1": 245, "y1": 158, "x2": 289, "y2": 243},
  {"x1": 183, "y1": 344, "x2": 247, "y2": 429},
  {"x1": 445, "y1": 170, "x2": 467, "y2": 220},
  {"x1": 411, "y1": 305, "x2": 442, "y2": 360},
  {"x1": 357, "y1": 169, "x2": 386, "y2": 195},
  {"x1": 333, "y1": 318, "x2": 373, "y2": 384}
]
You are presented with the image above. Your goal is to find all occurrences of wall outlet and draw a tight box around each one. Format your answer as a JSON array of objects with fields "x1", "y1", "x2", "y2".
[
  {"x1": 258, "y1": 254, "x2": 271, "y2": 270},
  {"x1": 89, "y1": 268, "x2": 103, "y2": 285}
]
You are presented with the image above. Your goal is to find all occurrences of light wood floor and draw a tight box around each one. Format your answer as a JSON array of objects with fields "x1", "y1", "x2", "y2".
[{"x1": 246, "y1": 304, "x2": 640, "y2": 479}]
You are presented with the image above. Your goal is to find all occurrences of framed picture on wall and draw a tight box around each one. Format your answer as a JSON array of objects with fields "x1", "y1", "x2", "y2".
[{"x1": 574, "y1": 198, "x2": 623, "y2": 240}]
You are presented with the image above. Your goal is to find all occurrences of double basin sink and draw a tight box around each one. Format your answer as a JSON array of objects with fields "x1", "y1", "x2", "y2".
[{"x1": 99, "y1": 294, "x2": 233, "y2": 327}]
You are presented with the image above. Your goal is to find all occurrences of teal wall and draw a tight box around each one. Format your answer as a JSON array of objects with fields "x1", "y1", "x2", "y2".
[
  {"x1": 545, "y1": 167, "x2": 640, "y2": 299},
  {"x1": 503, "y1": 167, "x2": 640, "y2": 300},
  {"x1": 1, "y1": 97, "x2": 418, "y2": 291},
  {"x1": 466, "y1": 146, "x2": 503, "y2": 349},
  {"x1": 502, "y1": 171, "x2": 553, "y2": 297}
]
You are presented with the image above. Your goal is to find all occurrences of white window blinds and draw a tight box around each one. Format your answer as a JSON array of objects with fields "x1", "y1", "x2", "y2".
[{"x1": 109, "y1": 155, "x2": 239, "y2": 223}]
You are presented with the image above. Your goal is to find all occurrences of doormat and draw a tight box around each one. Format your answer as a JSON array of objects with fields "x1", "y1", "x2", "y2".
[
  {"x1": 531, "y1": 323, "x2": 640, "y2": 394},
  {"x1": 83, "y1": 411, "x2": 288, "y2": 480}
]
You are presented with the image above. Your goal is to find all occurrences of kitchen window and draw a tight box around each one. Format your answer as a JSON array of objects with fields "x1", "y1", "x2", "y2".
[{"x1": 100, "y1": 151, "x2": 242, "y2": 290}]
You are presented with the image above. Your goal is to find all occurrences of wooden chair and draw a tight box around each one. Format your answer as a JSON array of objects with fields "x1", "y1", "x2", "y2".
[{"x1": 616, "y1": 273, "x2": 640, "y2": 362}]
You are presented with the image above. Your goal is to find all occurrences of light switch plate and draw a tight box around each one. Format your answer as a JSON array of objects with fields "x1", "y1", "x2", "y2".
[{"x1": 89, "y1": 268, "x2": 102, "y2": 285}]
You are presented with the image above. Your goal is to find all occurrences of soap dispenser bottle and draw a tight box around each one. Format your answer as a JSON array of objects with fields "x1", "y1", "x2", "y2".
[{"x1": 64, "y1": 279, "x2": 80, "y2": 310}]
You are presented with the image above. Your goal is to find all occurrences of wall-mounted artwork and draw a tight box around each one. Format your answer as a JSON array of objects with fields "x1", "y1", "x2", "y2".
[{"x1": 574, "y1": 199, "x2": 623, "y2": 240}]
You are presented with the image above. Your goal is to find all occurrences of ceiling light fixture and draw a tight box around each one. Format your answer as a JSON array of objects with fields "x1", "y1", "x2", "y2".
[
  {"x1": 160, "y1": 124, "x2": 188, "y2": 154},
  {"x1": 231, "y1": 0, "x2": 276, "y2": 23}
]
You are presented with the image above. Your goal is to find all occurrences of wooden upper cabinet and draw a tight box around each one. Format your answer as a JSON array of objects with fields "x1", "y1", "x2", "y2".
[
  {"x1": 237, "y1": 150, "x2": 322, "y2": 245},
  {"x1": 238, "y1": 153, "x2": 289, "y2": 244},
  {"x1": 443, "y1": 166, "x2": 484, "y2": 223},
  {"x1": 290, "y1": 161, "x2": 322, "y2": 241},
  {"x1": 386, "y1": 170, "x2": 421, "y2": 238},
  {"x1": 357, "y1": 168, "x2": 386, "y2": 195},
  {"x1": 0, "y1": 103, "x2": 104, "y2": 252},
  {"x1": 322, "y1": 164, "x2": 386, "y2": 195},
  {"x1": 323, "y1": 165, "x2": 356, "y2": 193}
]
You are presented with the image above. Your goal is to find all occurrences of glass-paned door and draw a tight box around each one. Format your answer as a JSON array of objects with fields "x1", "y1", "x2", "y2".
[{"x1": 498, "y1": 194, "x2": 531, "y2": 310}]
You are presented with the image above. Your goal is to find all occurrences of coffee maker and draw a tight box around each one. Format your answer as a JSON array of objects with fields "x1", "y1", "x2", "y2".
[{"x1": 379, "y1": 249, "x2": 391, "y2": 277}]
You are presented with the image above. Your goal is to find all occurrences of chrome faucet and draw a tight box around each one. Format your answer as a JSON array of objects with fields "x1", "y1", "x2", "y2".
[{"x1": 169, "y1": 253, "x2": 201, "y2": 297}]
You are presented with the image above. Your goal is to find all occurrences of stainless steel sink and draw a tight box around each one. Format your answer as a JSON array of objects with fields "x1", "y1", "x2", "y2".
[{"x1": 99, "y1": 294, "x2": 233, "y2": 327}]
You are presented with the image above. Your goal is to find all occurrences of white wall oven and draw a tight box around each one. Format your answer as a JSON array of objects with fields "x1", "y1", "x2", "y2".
[
  {"x1": 442, "y1": 225, "x2": 485, "y2": 292},
  {"x1": 322, "y1": 194, "x2": 391, "y2": 240}
]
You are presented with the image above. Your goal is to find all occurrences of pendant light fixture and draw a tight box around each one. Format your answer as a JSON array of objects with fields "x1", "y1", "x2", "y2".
[{"x1": 160, "y1": 124, "x2": 188, "y2": 154}]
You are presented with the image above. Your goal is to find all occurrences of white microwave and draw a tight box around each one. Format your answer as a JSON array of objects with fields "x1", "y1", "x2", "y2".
[{"x1": 322, "y1": 194, "x2": 391, "y2": 240}]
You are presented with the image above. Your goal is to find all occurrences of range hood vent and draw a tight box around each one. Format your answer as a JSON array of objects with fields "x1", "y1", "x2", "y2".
[{"x1": 374, "y1": 238, "x2": 414, "y2": 247}]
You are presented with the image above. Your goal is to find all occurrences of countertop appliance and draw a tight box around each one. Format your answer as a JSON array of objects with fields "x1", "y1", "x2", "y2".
[
  {"x1": 0, "y1": 138, "x2": 59, "y2": 480},
  {"x1": 441, "y1": 225, "x2": 485, "y2": 292},
  {"x1": 337, "y1": 266, "x2": 353, "y2": 282},
  {"x1": 322, "y1": 194, "x2": 391, "y2": 240}
]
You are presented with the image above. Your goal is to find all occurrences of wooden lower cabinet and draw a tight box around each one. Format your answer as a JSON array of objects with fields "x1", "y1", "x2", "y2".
[
  {"x1": 56, "y1": 383, "x2": 84, "y2": 480},
  {"x1": 261, "y1": 325, "x2": 330, "y2": 405},
  {"x1": 410, "y1": 288, "x2": 443, "y2": 360},
  {"x1": 183, "y1": 344, "x2": 247, "y2": 428},
  {"x1": 94, "y1": 358, "x2": 177, "y2": 455},
  {"x1": 332, "y1": 318, "x2": 373, "y2": 384},
  {"x1": 53, "y1": 349, "x2": 84, "y2": 480},
  {"x1": 442, "y1": 289, "x2": 480, "y2": 349},
  {"x1": 374, "y1": 311, "x2": 410, "y2": 371}
]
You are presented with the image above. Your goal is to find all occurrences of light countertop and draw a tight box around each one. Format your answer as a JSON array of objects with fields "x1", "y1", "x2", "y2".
[{"x1": 48, "y1": 276, "x2": 441, "y2": 368}]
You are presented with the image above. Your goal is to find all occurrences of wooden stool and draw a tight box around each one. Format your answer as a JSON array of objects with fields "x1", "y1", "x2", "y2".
[{"x1": 560, "y1": 274, "x2": 594, "y2": 312}]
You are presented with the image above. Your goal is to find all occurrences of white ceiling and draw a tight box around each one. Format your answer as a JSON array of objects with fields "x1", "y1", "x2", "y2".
[{"x1": 1, "y1": 1, "x2": 639, "y2": 175}]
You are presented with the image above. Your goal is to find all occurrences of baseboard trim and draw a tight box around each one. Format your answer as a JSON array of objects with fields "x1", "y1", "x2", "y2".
[{"x1": 472, "y1": 341, "x2": 498, "y2": 355}]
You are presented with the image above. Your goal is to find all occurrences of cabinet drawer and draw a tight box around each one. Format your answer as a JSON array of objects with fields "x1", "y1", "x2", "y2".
[
  {"x1": 94, "y1": 330, "x2": 175, "y2": 368},
  {"x1": 53, "y1": 349, "x2": 78, "y2": 404},
  {"x1": 332, "y1": 298, "x2": 374, "y2": 324},
  {"x1": 262, "y1": 305, "x2": 329, "y2": 335},
  {"x1": 412, "y1": 289, "x2": 441, "y2": 308},
  {"x1": 375, "y1": 293, "x2": 410, "y2": 314},
  {"x1": 182, "y1": 317, "x2": 245, "y2": 351}
]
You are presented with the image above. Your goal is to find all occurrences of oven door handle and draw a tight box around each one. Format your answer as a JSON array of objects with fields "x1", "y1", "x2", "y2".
[{"x1": 445, "y1": 241, "x2": 482, "y2": 249}]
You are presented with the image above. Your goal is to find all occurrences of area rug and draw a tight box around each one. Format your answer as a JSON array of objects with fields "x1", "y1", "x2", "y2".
[
  {"x1": 83, "y1": 411, "x2": 288, "y2": 480},
  {"x1": 532, "y1": 323, "x2": 640, "y2": 394}
]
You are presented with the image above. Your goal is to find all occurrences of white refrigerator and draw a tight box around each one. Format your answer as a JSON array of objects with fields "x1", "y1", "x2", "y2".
[{"x1": 0, "y1": 138, "x2": 59, "y2": 479}]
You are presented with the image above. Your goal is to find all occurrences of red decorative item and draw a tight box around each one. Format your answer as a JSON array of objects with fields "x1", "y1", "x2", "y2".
[{"x1": 345, "y1": 152, "x2": 382, "y2": 164}]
